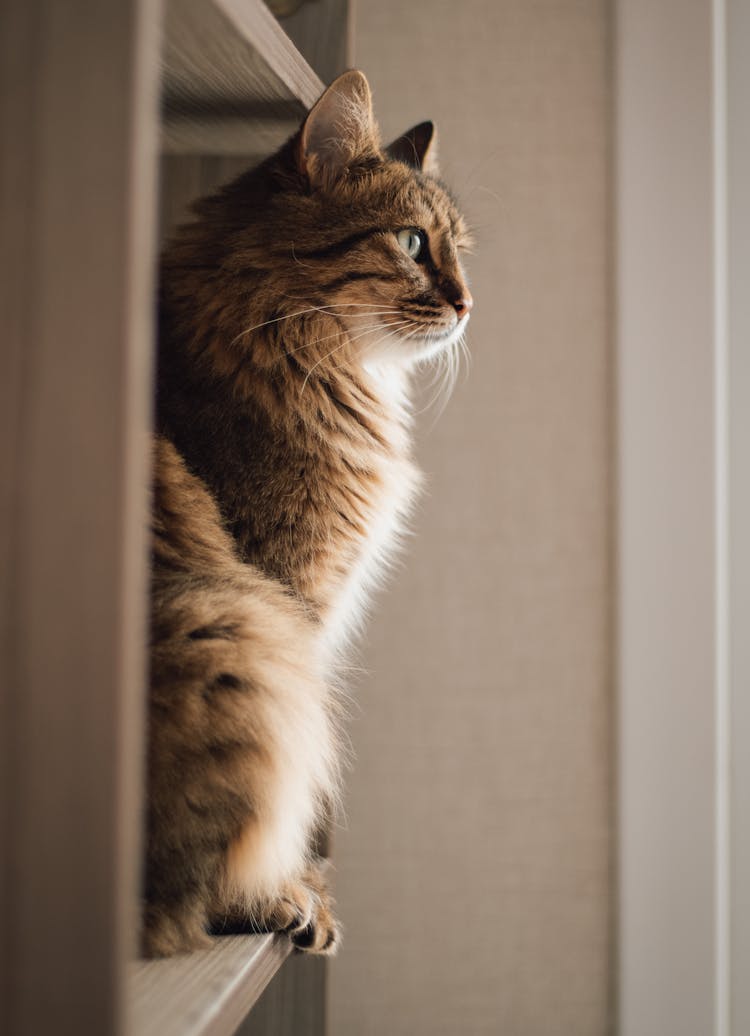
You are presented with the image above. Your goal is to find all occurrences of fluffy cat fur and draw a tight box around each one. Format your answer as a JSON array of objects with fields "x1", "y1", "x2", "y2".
[{"x1": 144, "y1": 70, "x2": 473, "y2": 957}]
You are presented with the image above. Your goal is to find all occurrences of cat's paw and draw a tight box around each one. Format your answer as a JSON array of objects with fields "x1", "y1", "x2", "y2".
[{"x1": 266, "y1": 876, "x2": 341, "y2": 956}]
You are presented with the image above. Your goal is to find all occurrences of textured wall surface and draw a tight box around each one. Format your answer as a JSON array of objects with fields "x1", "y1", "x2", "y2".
[{"x1": 328, "y1": 2, "x2": 613, "y2": 1034}]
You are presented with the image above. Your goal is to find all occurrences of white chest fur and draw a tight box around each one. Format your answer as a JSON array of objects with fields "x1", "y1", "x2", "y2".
[{"x1": 322, "y1": 368, "x2": 422, "y2": 659}]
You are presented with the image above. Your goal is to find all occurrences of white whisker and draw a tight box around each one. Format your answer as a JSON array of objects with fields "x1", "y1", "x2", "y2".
[
  {"x1": 411, "y1": 329, "x2": 467, "y2": 424},
  {"x1": 281, "y1": 321, "x2": 389, "y2": 361},
  {"x1": 299, "y1": 320, "x2": 412, "y2": 395},
  {"x1": 230, "y1": 303, "x2": 406, "y2": 350}
]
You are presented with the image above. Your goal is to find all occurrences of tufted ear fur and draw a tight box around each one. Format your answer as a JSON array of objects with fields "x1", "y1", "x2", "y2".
[
  {"x1": 298, "y1": 70, "x2": 381, "y2": 190},
  {"x1": 385, "y1": 120, "x2": 438, "y2": 174}
]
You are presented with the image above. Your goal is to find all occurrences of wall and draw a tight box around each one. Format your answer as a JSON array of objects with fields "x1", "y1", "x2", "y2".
[{"x1": 328, "y1": 3, "x2": 613, "y2": 1034}]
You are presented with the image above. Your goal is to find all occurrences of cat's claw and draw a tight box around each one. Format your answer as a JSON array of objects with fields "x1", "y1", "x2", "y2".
[
  {"x1": 291, "y1": 915, "x2": 341, "y2": 955},
  {"x1": 300, "y1": 868, "x2": 341, "y2": 955},
  {"x1": 287, "y1": 902, "x2": 341, "y2": 955},
  {"x1": 266, "y1": 877, "x2": 341, "y2": 956}
]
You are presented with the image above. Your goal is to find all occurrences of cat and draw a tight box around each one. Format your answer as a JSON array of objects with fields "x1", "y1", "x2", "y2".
[{"x1": 143, "y1": 69, "x2": 473, "y2": 958}]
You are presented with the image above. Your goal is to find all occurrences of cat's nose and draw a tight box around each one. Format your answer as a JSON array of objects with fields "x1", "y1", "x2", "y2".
[{"x1": 453, "y1": 292, "x2": 474, "y2": 320}]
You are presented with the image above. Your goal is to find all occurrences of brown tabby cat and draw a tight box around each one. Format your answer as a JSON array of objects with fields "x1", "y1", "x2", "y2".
[{"x1": 144, "y1": 70, "x2": 473, "y2": 957}]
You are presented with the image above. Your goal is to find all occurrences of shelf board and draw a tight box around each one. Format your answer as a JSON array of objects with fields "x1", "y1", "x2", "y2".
[
  {"x1": 144, "y1": 5, "x2": 338, "y2": 1034},
  {"x1": 128, "y1": 933, "x2": 292, "y2": 1036},
  {"x1": 162, "y1": 0, "x2": 324, "y2": 155}
]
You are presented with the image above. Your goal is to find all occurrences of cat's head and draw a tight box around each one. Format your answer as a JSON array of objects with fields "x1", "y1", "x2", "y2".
[
  {"x1": 282, "y1": 70, "x2": 473, "y2": 370},
  {"x1": 173, "y1": 71, "x2": 473, "y2": 378}
]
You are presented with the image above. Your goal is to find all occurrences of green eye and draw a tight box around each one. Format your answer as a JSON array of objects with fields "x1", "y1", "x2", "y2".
[{"x1": 396, "y1": 228, "x2": 428, "y2": 262}]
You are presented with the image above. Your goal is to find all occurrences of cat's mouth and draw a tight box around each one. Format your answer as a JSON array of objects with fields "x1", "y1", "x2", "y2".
[
  {"x1": 403, "y1": 313, "x2": 470, "y2": 356},
  {"x1": 408, "y1": 314, "x2": 470, "y2": 344},
  {"x1": 342, "y1": 309, "x2": 470, "y2": 369}
]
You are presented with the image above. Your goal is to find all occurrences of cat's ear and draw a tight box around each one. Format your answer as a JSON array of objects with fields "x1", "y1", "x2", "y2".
[
  {"x1": 385, "y1": 121, "x2": 438, "y2": 174},
  {"x1": 298, "y1": 70, "x2": 381, "y2": 190}
]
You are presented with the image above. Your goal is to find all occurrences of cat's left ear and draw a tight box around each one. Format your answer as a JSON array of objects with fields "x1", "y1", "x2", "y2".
[
  {"x1": 298, "y1": 70, "x2": 381, "y2": 190},
  {"x1": 386, "y1": 121, "x2": 439, "y2": 174}
]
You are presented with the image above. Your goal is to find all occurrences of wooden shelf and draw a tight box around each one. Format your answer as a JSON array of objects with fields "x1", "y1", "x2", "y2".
[
  {"x1": 129, "y1": 5, "x2": 315, "y2": 1030},
  {"x1": 131, "y1": 6, "x2": 338, "y2": 1032},
  {"x1": 129, "y1": 934, "x2": 291, "y2": 1036},
  {"x1": 3, "y1": 0, "x2": 346, "y2": 1034},
  {"x1": 162, "y1": 0, "x2": 323, "y2": 155}
]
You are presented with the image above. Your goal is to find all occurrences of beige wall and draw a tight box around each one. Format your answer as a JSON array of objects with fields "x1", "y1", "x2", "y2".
[{"x1": 329, "y1": 3, "x2": 612, "y2": 1034}]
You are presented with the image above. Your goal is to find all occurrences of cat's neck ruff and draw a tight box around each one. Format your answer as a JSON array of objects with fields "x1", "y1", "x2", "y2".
[
  {"x1": 361, "y1": 360, "x2": 412, "y2": 416},
  {"x1": 319, "y1": 362, "x2": 422, "y2": 662}
]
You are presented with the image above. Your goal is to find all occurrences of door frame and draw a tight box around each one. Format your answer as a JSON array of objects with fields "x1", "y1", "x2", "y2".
[{"x1": 615, "y1": 1, "x2": 747, "y2": 1032}]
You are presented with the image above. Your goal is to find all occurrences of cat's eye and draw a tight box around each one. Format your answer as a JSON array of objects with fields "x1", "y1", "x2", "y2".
[{"x1": 396, "y1": 228, "x2": 428, "y2": 262}]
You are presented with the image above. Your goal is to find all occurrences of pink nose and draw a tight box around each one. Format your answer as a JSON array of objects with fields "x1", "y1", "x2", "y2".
[{"x1": 454, "y1": 293, "x2": 474, "y2": 320}]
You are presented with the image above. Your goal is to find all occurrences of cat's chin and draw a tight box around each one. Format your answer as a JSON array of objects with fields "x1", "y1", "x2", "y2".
[
  {"x1": 360, "y1": 316, "x2": 470, "y2": 370},
  {"x1": 406, "y1": 318, "x2": 470, "y2": 364}
]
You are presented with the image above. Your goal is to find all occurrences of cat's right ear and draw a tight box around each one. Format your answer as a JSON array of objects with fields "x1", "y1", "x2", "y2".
[{"x1": 298, "y1": 70, "x2": 381, "y2": 190}]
